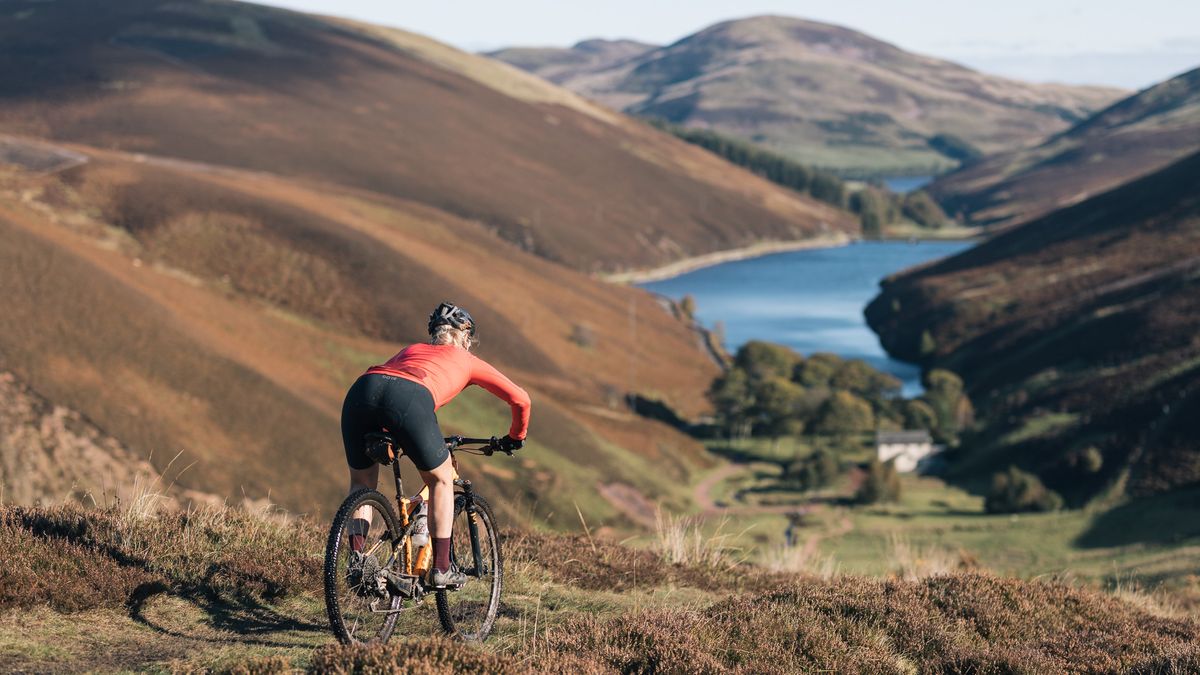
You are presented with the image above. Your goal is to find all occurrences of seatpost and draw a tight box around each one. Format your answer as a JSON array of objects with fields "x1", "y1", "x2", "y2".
[{"x1": 392, "y1": 461, "x2": 405, "y2": 509}]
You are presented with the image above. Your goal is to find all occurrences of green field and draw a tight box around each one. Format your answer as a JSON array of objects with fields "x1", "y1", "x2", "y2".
[{"x1": 669, "y1": 438, "x2": 1200, "y2": 612}]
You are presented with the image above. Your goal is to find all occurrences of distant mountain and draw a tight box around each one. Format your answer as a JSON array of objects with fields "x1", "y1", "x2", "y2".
[
  {"x1": 866, "y1": 151, "x2": 1200, "y2": 504},
  {"x1": 490, "y1": 16, "x2": 1125, "y2": 175},
  {"x1": 488, "y1": 39, "x2": 656, "y2": 83},
  {"x1": 930, "y1": 67, "x2": 1200, "y2": 227},
  {"x1": 0, "y1": 0, "x2": 858, "y2": 521}
]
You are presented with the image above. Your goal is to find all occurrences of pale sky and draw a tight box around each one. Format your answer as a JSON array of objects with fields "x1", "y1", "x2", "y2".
[{"x1": 257, "y1": 0, "x2": 1200, "y2": 89}]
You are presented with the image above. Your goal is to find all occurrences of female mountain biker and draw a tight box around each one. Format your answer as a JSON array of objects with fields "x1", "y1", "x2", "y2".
[{"x1": 340, "y1": 301, "x2": 530, "y2": 588}]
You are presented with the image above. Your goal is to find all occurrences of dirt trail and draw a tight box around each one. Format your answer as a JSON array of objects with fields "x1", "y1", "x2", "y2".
[
  {"x1": 0, "y1": 135, "x2": 89, "y2": 174},
  {"x1": 693, "y1": 463, "x2": 813, "y2": 516}
]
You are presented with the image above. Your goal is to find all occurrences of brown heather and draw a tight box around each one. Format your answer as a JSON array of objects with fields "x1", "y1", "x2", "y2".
[
  {"x1": 220, "y1": 576, "x2": 1200, "y2": 673},
  {"x1": 0, "y1": 503, "x2": 321, "y2": 612},
  {"x1": 3, "y1": 503, "x2": 1199, "y2": 672},
  {"x1": 504, "y1": 530, "x2": 788, "y2": 593}
]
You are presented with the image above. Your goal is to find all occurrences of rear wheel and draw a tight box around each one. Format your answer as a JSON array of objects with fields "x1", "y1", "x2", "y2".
[
  {"x1": 436, "y1": 492, "x2": 502, "y2": 641},
  {"x1": 324, "y1": 489, "x2": 404, "y2": 644}
]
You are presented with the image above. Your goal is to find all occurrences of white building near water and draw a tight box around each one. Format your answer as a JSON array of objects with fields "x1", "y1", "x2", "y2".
[{"x1": 876, "y1": 430, "x2": 941, "y2": 473}]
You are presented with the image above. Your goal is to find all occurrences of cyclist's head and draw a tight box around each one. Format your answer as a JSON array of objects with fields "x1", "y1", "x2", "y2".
[{"x1": 428, "y1": 301, "x2": 476, "y2": 349}]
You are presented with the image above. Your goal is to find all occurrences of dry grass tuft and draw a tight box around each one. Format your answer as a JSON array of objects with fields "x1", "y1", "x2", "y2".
[
  {"x1": 887, "y1": 533, "x2": 968, "y2": 581},
  {"x1": 653, "y1": 509, "x2": 741, "y2": 568},
  {"x1": 759, "y1": 541, "x2": 839, "y2": 578}
]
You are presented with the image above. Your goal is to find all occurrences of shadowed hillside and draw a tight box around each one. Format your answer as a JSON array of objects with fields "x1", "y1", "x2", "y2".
[
  {"x1": 0, "y1": 0, "x2": 854, "y2": 274},
  {"x1": 866, "y1": 151, "x2": 1200, "y2": 505},
  {"x1": 931, "y1": 66, "x2": 1200, "y2": 227},
  {"x1": 490, "y1": 16, "x2": 1125, "y2": 175},
  {"x1": 2, "y1": 502, "x2": 1197, "y2": 672}
]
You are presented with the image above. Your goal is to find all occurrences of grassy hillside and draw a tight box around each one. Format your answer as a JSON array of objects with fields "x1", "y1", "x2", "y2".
[
  {"x1": 490, "y1": 16, "x2": 1125, "y2": 176},
  {"x1": 0, "y1": 0, "x2": 854, "y2": 273},
  {"x1": 2, "y1": 501, "x2": 1198, "y2": 673},
  {"x1": 931, "y1": 67, "x2": 1200, "y2": 227},
  {"x1": 0, "y1": 140, "x2": 718, "y2": 523},
  {"x1": 865, "y1": 151, "x2": 1200, "y2": 506}
]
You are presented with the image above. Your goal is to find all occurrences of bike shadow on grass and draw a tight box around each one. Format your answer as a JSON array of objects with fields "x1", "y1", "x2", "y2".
[{"x1": 127, "y1": 580, "x2": 330, "y2": 649}]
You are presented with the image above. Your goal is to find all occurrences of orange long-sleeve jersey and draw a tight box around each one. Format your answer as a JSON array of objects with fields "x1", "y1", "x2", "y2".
[{"x1": 364, "y1": 343, "x2": 531, "y2": 440}]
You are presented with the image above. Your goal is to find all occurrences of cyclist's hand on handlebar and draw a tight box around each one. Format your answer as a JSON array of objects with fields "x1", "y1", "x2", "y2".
[{"x1": 497, "y1": 435, "x2": 523, "y2": 453}]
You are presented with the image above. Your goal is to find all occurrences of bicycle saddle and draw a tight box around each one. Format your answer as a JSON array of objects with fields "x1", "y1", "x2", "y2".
[{"x1": 364, "y1": 432, "x2": 397, "y2": 466}]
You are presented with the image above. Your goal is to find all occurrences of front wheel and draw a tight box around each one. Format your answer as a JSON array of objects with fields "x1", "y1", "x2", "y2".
[
  {"x1": 436, "y1": 492, "x2": 503, "y2": 641},
  {"x1": 324, "y1": 489, "x2": 403, "y2": 645}
]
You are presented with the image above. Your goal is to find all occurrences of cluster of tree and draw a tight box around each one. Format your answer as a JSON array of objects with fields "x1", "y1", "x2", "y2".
[
  {"x1": 708, "y1": 341, "x2": 972, "y2": 444},
  {"x1": 647, "y1": 120, "x2": 847, "y2": 206},
  {"x1": 985, "y1": 466, "x2": 1064, "y2": 513},
  {"x1": 850, "y1": 188, "x2": 950, "y2": 237},
  {"x1": 645, "y1": 119, "x2": 950, "y2": 236}
]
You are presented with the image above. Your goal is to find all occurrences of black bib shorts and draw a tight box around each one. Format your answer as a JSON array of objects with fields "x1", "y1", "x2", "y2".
[{"x1": 340, "y1": 373, "x2": 449, "y2": 472}]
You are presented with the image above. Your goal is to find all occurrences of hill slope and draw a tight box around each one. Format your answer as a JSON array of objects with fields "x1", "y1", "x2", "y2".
[
  {"x1": 866, "y1": 151, "x2": 1200, "y2": 503},
  {"x1": 931, "y1": 66, "x2": 1200, "y2": 227},
  {"x1": 490, "y1": 16, "x2": 1125, "y2": 175},
  {"x1": 0, "y1": 136, "x2": 725, "y2": 523},
  {"x1": 0, "y1": 0, "x2": 854, "y2": 274}
]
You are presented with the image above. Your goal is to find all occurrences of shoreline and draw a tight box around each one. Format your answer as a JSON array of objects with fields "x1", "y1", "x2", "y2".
[{"x1": 601, "y1": 233, "x2": 854, "y2": 285}]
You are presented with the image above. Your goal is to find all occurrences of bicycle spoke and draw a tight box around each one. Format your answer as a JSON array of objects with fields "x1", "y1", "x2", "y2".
[
  {"x1": 437, "y1": 493, "x2": 502, "y2": 641},
  {"x1": 325, "y1": 492, "x2": 406, "y2": 644}
]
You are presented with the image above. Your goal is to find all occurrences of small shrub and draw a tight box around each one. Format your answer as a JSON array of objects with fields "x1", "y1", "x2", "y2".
[
  {"x1": 678, "y1": 294, "x2": 696, "y2": 320},
  {"x1": 568, "y1": 322, "x2": 595, "y2": 349},
  {"x1": 783, "y1": 449, "x2": 840, "y2": 491},
  {"x1": 856, "y1": 458, "x2": 902, "y2": 504},
  {"x1": 985, "y1": 466, "x2": 1064, "y2": 514}
]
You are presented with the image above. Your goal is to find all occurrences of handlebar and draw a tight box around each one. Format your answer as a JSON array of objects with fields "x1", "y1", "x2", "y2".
[{"x1": 444, "y1": 435, "x2": 513, "y2": 456}]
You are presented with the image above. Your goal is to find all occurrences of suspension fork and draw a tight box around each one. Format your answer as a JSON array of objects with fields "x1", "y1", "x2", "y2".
[{"x1": 455, "y1": 477, "x2": 484, "y2": 575}]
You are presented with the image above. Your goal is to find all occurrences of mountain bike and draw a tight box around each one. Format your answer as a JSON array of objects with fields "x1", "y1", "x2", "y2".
[{"x1": 323, "y1": 434, "x2": 511, "y2": 644}]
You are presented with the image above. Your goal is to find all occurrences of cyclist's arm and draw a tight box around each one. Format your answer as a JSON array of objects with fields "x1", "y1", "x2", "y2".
[{"x1": 469, "y1": 357, "x2": 531, "y2": 440}]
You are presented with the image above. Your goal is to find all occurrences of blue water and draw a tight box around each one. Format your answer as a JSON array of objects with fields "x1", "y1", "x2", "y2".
[
  {"x1": 642, "y1": 241, "x2": 973, "y2": 396},
  {"x1": 881, "y1": 175, "x2": 934, "y2": 193}
]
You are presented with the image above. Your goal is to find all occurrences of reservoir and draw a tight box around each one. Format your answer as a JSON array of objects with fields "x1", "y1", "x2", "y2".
[{"x1": 642, "y1": 240, "x2": 973, "y2": 395}]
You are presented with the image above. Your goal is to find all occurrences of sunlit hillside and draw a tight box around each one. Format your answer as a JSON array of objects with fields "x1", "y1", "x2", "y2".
[
  {"x1": 931, "y1": 67, "x2": 1200, "y2": 227},
  {"x1": 491, "y1": 16, "x2": 1126, "y2": 175}
]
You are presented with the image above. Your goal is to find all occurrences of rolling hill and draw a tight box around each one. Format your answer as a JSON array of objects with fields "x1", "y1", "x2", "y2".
[
  {"x1": 865, "y1": 151, "x2": 1200, "y2": 505},
  {"x1": 0, "y1": 0, "x2": 854, "y2": 275},
  {"x1": 0, "y1": 0, "x2": 863, "y2": 523},
  {"x1": 930, "y1": 66, "x2": 1200, "y2": 227},
  {"x1": 489, "y1": 16, "x2": 1125, "y2": 175}
]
